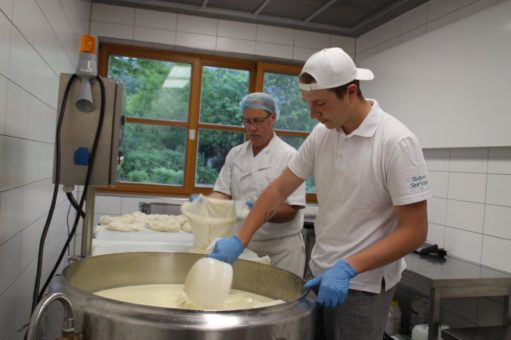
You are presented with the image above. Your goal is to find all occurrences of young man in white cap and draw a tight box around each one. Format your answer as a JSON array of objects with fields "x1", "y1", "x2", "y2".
[
  {"x1": 209, "y1": 92, "x2": 306, "y2": 277},
  {"x1": 209, "y1": 48, "x2": 431, "y2": 339}
]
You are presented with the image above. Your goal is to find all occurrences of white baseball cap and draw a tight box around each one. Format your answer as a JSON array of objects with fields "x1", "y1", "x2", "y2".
[{"x1": 299, "y1": 47, "x2": 374, "y2": 91}]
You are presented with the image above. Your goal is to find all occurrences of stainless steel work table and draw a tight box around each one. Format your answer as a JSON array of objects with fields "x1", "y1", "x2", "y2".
[{"x1": 401, "y1": 253, "x2": 511, "y2": 340}]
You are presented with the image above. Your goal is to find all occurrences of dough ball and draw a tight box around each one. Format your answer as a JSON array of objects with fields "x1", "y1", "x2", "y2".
[{"x1": 106, "y1": 220, "x2": 145, "y2": 232}]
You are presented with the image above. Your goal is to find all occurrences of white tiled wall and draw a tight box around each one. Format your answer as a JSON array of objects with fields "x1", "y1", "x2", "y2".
[
  {"x1": 424, "y1": 148, "x2": 511, "y2": 272},
  {"x1": 356, "y1": 0, "x2": 505, "y2": 59},
  {"x1": 90, "y1": 3, "x2": 356, "y2": 62},
  {"x1": 416, "y1": 147, "x2": 511, "y2": 328},
  {"x1": 0, "y1": 0, "x2": 90, "y2": 339}
]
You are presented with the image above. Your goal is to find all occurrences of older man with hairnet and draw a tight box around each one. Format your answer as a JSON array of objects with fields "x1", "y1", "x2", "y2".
[{"x1": 209, "y1": 92, "x2": 307, "y2": 277}]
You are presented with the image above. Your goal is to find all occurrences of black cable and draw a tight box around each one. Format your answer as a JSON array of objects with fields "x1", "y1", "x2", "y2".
[
  {"x1": 66, "y1": 201, "x2": 71, "y2": 258},
  {"x1": 66, "y1": 192, "x2": 85, "y2": 218},
  {"x1": 37, "y1": 76, "x2": 106, "y2": 302},
  {"x1": 31, "y1": 73, "x2": 78, "y2": 313},
  {"x1": 66, "y1": 191, "x2": 85, "y2": 259}
]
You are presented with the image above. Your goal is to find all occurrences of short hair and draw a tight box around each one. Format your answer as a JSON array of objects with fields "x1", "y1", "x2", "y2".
[{"x1": 299, "y1": 72, "x2": 364, "y2": 100}]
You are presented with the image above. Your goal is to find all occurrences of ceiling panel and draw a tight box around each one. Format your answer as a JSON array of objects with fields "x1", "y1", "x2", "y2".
[
  {"x1": 164, "y1": 0, "x2": 203, "y2": 6},
  {"x1": 208, "y1": 0, "x2": 261, "y2": 13},
  {"x1": 92, "y1": 0, "x2": 429, "y2": 37},
  {"x1": 261, "y1": 0, "x2": 327, "y2": 21}
]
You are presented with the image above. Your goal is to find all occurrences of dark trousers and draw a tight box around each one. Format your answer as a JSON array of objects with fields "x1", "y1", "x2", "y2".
[{"x1": 310, "y1": 278, "x2": 395, "y2": 340}]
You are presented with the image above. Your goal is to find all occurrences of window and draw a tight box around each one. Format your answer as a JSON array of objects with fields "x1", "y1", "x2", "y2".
[
  {"x1": 99, "y1": 44, "x2": 315, "y2": 201},
  {"x1": 196, "y1": 66, "x2": 249, "y2": 187}
]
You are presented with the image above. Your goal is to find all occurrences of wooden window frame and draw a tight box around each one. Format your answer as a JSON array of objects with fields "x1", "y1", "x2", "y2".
[{"x1": 97, "y1": 43, "x2": 316, "y2": 203}]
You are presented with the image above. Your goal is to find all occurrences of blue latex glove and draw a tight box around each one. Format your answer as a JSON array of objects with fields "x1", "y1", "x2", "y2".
[
  {"x1": 208, "y1": 235, "x2": 245, "y2": 264},
  {"x1": 304, "y1": 259, "x2": 358, "y2": 308},
  {"x1": 189, "y1": 194, "x2": 200, "y2": 202}
]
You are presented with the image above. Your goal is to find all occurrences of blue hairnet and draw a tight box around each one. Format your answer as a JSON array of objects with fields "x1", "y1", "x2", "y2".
[{"x1": 239, "y1": 92, "x2": 280, "y2": 120}]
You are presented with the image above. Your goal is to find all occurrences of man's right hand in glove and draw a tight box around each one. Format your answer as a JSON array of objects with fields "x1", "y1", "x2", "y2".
[{"x1": 304, "y1": 259, "x2": 358, "y2": 308}]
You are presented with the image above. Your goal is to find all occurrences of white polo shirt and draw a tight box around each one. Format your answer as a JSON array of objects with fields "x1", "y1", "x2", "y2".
[
  {"x1": 214, "y1": 135, "x2": 306, "y2": 241},
  {"x1": 289, "y1": 100, "x2": 431, "y2": 293}
]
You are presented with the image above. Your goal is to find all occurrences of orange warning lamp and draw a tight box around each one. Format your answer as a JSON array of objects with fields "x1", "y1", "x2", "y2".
[{"x1": 79, "y1": 35, "x2": 96, "y2": 54}]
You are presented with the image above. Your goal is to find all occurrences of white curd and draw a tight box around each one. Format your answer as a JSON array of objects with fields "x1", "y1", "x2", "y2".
[{"x1": 95, "y1": 284, "x2": 284, "y2": 310}]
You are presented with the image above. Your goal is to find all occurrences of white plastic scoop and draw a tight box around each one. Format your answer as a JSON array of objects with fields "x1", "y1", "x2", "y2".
[{"x1": 183, "y1": 257, "x2": 233, "y2": 309}]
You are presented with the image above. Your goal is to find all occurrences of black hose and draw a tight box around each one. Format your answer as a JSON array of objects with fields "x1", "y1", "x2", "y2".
[
  {"x1": 65, "y1": 192, "x2": 85, "y2": 218},
  {"x1": 31, "y1": 74, "x2": 78, "y2": 313},
  {"x1": 37, "y1": 76, "x2": 106, "y2": 302}
]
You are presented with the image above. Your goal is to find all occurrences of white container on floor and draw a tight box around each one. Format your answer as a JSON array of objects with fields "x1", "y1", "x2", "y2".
[
  {"x1": 411, "y1": 324, "x2": 450, "y2": 340},
  {"x1": 411, "y1": 324, "x2": 428, "y2": 340},
  {"x1": 385, "y1": 300, "x2": 402, "y2": 335},
  {"x1": 410, "y1": 295, "x2": 429, "y2": 331}
]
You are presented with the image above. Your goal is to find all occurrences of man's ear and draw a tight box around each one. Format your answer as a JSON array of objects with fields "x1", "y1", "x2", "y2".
[{"x1": 347, "y1": 83, "x2": 358, "y2": 98}]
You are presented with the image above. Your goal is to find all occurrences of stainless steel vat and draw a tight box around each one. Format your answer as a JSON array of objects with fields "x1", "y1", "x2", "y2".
[{"x1": 49, "y1": 252, "x2": 316, "y2": 340}]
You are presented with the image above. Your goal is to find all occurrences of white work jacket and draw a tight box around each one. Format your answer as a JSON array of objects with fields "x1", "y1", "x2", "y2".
[{"x1": 214, "y1": 135, "x2": 306, "y2": 241}]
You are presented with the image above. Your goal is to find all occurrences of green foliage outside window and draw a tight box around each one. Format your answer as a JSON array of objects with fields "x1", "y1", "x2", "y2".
[
  {"x1": 263, "y1": 72, "x2": 316, "y2": 132},
  {"x1": 200, "y1": 66, "x2": 248, "y2": 125},
  {"x1": 109, "y1": 57, "x2": 190, "y2": 121},
  {"x1": 195, "y1": 67, "x2": 250, "y2": 186},
  {"x1": 117, "y1": 123, "x2": 186, "y2": 185},
  {"x1": 109, "y1": 56, "x2": 190, "y2": 185}
]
